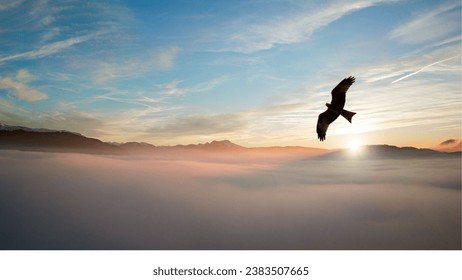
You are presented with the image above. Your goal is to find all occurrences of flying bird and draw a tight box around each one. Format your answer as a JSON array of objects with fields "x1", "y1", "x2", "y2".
[{"x1": 316, "y1": 76, "x2": 356, "y2": 141}]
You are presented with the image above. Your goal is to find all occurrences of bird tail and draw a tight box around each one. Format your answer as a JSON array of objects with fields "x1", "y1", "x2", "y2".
[{"x1": 341, "y1": 109, "x2": 356, "y2": 123}]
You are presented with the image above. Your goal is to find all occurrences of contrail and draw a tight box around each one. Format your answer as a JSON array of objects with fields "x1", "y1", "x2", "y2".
[{"x1": 392, "y1": 55, "x2": 460, "y2": 84}]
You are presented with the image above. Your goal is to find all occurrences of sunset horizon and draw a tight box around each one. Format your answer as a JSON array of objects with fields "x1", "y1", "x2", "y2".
[{"x1": 1, "y1": 121, "x2": 461, "y2": 152}]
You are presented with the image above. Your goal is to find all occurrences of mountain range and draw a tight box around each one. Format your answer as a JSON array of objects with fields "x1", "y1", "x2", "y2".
[
  {"x1": 0, "y1": 123, "x2": 122, "y2": 154},
  {"x1": 0, "y1": 123, "x2": 460, "y2": 158}
]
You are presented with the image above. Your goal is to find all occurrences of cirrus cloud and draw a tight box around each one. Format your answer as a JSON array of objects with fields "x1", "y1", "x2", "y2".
[
  {"x1": 226, "y1": 0, "x2": 399, "y2": 53},
  {"x1": 0, "y1": 32, "x2": 104, "y2": 65},
  {"x1": 389, "y1": 1, "x2": 461, "y2": 44}
]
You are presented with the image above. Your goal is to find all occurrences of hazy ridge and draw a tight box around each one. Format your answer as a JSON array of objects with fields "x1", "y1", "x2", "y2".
[{"x1": 0, "y1": 123, "x2": 460, "y2": 158}]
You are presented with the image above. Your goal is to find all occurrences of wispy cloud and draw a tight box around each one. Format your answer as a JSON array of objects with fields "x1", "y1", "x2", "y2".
[
  {"x1": 0, "y1": 32, "x2": 104, "y2": 64},
  {"x1": 358, "y1": 44, "x2": 461, "y2": 84},
  {"x1": 0, "y1": 0, "x2": 23, "y2": 11},
  {"x1": 333, "y1": 75, "x2": 462, "y2": 147},
  {"x1": 152, "y1": 47, "x2": 179, "y2": 69},
  {"x1": 238, "y1": 42, "x2": 462, "y2": 146},
  {"x1": 90, "y1": 47, "x2": 179, "y2": 83},
  {"x1": 389, "y1": 1, "x2": 461, "y2": 44},
  {"x1": 147, "y1": 113, "x2": 247, "y2": 137},
  {"x1": 92, "y1": 92, "x2": 164, "y2": 109},
  {"x1": 0, "y1": 95, "x2": 31, "y2": 123},
  {"x1": 226, "y1": 0, "x2": 398, "y2": 52},
  {"x1": 0, "y1": 70, "x2": 47, "y2": 101},
  {"x1": 156, "y1": 80, "x2": 184, "y2": 95},
  {"x1": 40, "y1": 27, "x2": 61, "y2": 42},
  {"x1": 157, "y1": 76, "x2": 227, "y2": 96},
  {"x1": 392, "y1": 55, "x2": 461, "y2": 83}
]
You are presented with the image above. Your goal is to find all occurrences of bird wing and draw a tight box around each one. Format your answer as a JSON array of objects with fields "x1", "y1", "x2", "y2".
[
  {"x1": 316, "y1": 109, "x2": 340, "y2": 141},
  {"x1": 330, "y1": 76, "x2": 355, "y2": 109}
]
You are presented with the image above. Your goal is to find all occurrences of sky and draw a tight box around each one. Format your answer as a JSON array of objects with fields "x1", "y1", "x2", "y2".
[{"x1": 0, "y1": 0, "x2": 461, "y2": 149}]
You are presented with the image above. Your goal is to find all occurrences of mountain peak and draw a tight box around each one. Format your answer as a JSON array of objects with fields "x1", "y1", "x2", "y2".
[
  {"x1": 208, "y1": 140, "x2": 242, "y2": 148},
  {"x1": 0, "y1": 124, "x2": 122, "y2": 154},
  {"x1": 0, "y1": 123, "x2": 81, "y2": 136},
  {"x1": 174, "y1": 139, "x2": 244, "y2": 151}
]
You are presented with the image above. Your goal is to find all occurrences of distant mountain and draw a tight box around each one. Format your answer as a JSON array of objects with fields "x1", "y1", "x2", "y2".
[
  {"x1": 0, "y1": 123, "x2": 328, "y2": 156},
  {"x1": 171, "y1": 140, "x2": 246, "y2": 151},
  {"x1": 0, "y1": 123, "x2": 81, "y2": 135},
  {"x1": 1, "y1": 123, "x2": 459, "y2": 159},
  {"x1": 116, "y1": 140, "x2": 245, "y2": 153},
  {"x1": 317, "y1": 144, "x2": 461, "y2": 160},
  {"x1": 0, "y1": 124, "x2": 250, "y2": 155},
  {"x1": 0, "y1": 124, "x2": 124, "y2": 154},
  {"x1": 118, "y1": 141, "x2": 157, "y2": 152},
  {"x1": 121, "y1": 140, "x2": 330, "y2": 156},
  {"x1": 431, "y1": 139, "x2": 462, "y2": 153}
]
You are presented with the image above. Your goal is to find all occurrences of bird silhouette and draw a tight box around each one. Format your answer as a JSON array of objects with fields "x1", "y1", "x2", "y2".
[{"x1": 316, "y1": 76, "x2": 356, "y2": 141}]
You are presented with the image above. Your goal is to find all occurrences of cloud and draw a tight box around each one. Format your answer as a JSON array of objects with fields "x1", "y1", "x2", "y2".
[
  {"x1": 92, "y1": 93, "x2": 163, "y2": 109},
  {"x1": 90, "y1": 47, "x2": 179, "y2": 83},
  {"x1": 389, "y1": 1, "x2": 461, "y2": 44},
  {"x1": 0, "y1": 1, "x2": 136, "y2": 75},
  {"x1": 0, "y1": 97, "x2": 31, "y2": 124},
  {"x1": 254, "y1": 42, "x2": 461, "y2": 146},
  {"x1": 358, "y1": 44, "x2": 461, "y2": 84},
  {"x1": 151, "y1": 47, "x2": 179, "y2": 69},
  {"x1": 391, "y1": 54, "x2": 460, "y2": 83},
  {"x1": 0, "y1": 70, "x2": 47, "y2": 101},
  {"x1": 226, "y1": 0, "x2": 398, "y2": 52},
  {"x1": 440, "y1": 139, "x2": 458, "y2": 145},
  {"x1": 150, "y1": 102, "x2": 316, "y2": 145},
  {"x1": 148, "y1": 113, "x2": 247, "y2": 137},
  {"x1": 156, "y1": 76, "x2": 226, "y2": 96},
  {"x1": 40, "y1": 27, "x2": 61, "y2": 42},
  {"x1": 92, "y1": 40, "x2": 460, "y2": 146},
  {"x1": 15, "y1": 69, "x2": 33, "y2": 82},
  {"x1": 347, "y1": 78, "x2": 461, "y2": 133},
  {"x1": 40, "y1": 111, "x2": 108, "y2": 137},
  {"x1": 432, "y1": 139, "x2": 462, "y2": 152},
  {"x1": 156, "y1": 80, "x2": 184, "y2": 95},
  {"x1": 0, "y1": 32, "x2": 103, "y2": 64},
  {"x1": 0, "y1": 0, "x2": 23, "y2": 11},
  {"x1": 0, "y1": 151, "x2": 459, "y2": 249}
]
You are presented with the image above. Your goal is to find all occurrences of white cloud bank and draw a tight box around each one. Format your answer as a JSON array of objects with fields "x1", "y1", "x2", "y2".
[{"x1": 0, "y1": 151, "x2": 459, "y2": 249}]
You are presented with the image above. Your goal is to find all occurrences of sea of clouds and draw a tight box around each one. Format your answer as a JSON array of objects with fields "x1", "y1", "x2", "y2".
[{"x1": 0, "y1": 150, "x2": 460, "y2": 249}]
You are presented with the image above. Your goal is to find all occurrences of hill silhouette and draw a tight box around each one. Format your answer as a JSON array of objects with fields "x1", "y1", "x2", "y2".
[
  {"x1": 317, "y1": 144, "x2": 460, "y2": 160},
  {"x1": 1, "y1": 123, "x2": 460, "y2": 159},
  {"x1": 0, "y1": 126, "x2": 123, "y2": 154}
]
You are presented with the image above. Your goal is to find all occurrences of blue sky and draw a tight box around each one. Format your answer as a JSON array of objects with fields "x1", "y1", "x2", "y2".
[{"x1": 0, "y1": 0, "x2": 460, "y2": 148}]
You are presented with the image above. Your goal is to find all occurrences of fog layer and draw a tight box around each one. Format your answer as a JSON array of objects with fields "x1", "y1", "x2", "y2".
[{"x1": 0, "y1": 151, "x2": 460, "y2": 249}]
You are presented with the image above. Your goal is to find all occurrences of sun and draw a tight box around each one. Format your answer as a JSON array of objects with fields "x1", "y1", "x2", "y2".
[{"x1": 348, "y1": 140, "x2": 362, "y2": 152}]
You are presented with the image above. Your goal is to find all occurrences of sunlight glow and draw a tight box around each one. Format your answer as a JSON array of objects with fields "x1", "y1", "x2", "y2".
[{"x1": 349, "y1": 140, "x2": 362, "y2": 153}]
